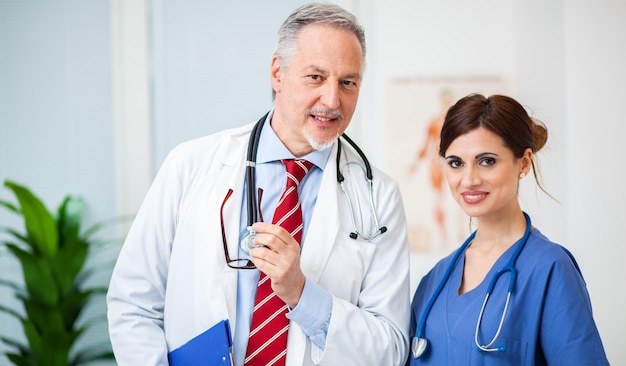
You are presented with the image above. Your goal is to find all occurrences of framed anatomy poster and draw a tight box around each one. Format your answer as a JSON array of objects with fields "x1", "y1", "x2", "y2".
[{"x1": 383, "y1": 75, "x2": 508, "y2": 254}]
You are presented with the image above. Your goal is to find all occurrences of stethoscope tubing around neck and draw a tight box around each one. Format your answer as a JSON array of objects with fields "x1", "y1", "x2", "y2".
[
  {"x1": 244, "y1": 112, "x2": 386, "y2": 240},
  {"x1": 415, "y1": 231, "x2": 476, "y2": 339},
  {"x1": 336, "y1": 133, "x2": 373, "y2": 181},
  {"x1": 245, "y1": 113, "x2": 267, "y2": 226},
  {"x1": 413, "y1": 212, "x2": 532, "y2": 357},
  {"x1": 336, "y1": 136, "x2": 387, "y2": 240}
]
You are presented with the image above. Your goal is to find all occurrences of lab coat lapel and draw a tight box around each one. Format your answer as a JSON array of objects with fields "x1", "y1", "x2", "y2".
[{"x1": 300, "y1": 142, "x2": 340, "y2": 282}]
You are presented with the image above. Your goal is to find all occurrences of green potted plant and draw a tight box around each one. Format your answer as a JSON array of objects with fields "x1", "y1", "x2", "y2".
[{"x1": 0, "y1": 180, "x2": 120, "y2": 365}]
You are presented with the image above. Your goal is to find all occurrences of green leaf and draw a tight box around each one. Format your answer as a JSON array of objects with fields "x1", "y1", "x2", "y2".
[
  {"x1": 0, "y1": 277, "x2": 26, "y2": 295},
  {"x1": 59, "y1": 290, "x2": 92, "y2": 330},
  {"x1": 21, "y1": 320, "x2": 44, "y2": 363},
  {"x1": 0, "y1": 228, "x2": 29, "y2": 248},
  {"x1": 43, "y1": 332, "x2": 75, "y2": 365},
  {"x1": 57, "y1": 196, "x2": 84, "y2": 249},
  {"x1": 4, "y1": 181, "x2": 58, "y2": 257},
  {"x1": 53, "y1": 238, "x2": 88, "y2": 297},
  {"x1": 19, "y1": 320, "x2": 76, "y2": 365},
  {"x1": 22, "y1": 299, "x2": 65, "y2": 334},
  {"x1": 0, "y1": 303, "x2": 25, "y2": 321},
  {"x1": 73, "y1": 267, "x2": 93, "y2": 289},
  {"x1": 6, "y1": 244, "x2": 59, "y2": 306},
  {"x1": 6, "y1": 353, "x2": 37, "y2": 366},
  {"x1": 0, "y1": 336, "x2": 30, "y2": 356},
  {"x1": 71, "y1": 347, "x2": 115, "y2": 365},
  {"x1": 0, "y1": 199, "x2": 19, "y2": 213}
]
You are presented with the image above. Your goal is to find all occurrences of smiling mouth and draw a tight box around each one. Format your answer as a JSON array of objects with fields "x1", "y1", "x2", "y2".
[
  {"x1": 309, "y1": 108, "x2": 342, "y2": 123},
  {"x1": 462, "y1": 192, "x2": 488, "y2": 203},
  {"x1": 312, "y1": 115, "x2": 336, "y2": 122}
]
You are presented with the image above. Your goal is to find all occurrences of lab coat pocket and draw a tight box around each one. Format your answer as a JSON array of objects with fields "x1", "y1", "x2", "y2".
[
  {"x1": 468, "y1": 338, "x2": 527, "y2": 365},
  {"x1": 317, "y1": 237, "x2": 376, "y2": 305}
]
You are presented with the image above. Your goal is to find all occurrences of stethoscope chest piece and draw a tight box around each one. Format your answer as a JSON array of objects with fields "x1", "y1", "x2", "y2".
[
  {"x1": 240, "y1": 227, "x2": 258, "y2": 254},
  {"x1": 411, "y1": 337, "x2": 428, "y2": 359}
]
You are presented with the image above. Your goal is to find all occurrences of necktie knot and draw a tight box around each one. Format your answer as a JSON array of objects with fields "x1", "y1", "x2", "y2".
[{"x1": 281, "y1": 159, "x2": 313, "y2": 188}]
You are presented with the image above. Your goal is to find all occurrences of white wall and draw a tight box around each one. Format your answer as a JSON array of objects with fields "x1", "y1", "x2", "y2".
[{"x1": 564, "y1": 1, "x2": 626, "y2": 362}]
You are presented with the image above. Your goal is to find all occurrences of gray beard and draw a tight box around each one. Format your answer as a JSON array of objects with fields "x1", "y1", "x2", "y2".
[{"x1": 305, "y1": 131, "x2": 339, "y2": 151}]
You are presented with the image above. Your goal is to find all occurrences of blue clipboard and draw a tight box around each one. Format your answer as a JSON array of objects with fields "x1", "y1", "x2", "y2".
[{"x1": 168, "y1": 319, "x2": 233, "y2": 365}]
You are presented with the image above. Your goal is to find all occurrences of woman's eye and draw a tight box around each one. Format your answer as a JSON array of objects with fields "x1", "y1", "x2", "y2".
[
  {"x1": 479, "y1": 157, "x2": 496, "y2": 166},
  {"x1": 448, "y1": 160, "x2": 462, "y2": 168}
]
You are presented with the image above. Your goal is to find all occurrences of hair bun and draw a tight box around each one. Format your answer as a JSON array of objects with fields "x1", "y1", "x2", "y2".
[{"x1": 531, "y1": 117, "x2": 548, "y2": 152}]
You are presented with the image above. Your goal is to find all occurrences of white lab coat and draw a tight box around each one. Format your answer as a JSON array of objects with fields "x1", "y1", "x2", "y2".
[{"x1": 107, "y1": 121, "x2": 410, "y2": 365}]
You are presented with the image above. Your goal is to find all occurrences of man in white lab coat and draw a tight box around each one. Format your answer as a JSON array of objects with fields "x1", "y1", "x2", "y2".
[{"x1": 107, "y1": 3, "x2": 410, "y2": 365}]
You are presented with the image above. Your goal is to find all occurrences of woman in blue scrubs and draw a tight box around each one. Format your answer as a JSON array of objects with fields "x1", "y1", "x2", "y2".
[{"x1": 408, "y1": 94, "x2": 609, "y2": 365}]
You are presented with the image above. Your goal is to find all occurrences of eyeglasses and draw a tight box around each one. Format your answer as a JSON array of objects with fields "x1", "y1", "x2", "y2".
[{"x1": 220, "y1": 188, "x2": 264, "y2": 269}]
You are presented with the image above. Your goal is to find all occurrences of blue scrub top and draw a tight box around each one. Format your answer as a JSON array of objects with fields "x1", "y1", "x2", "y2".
[{"x1": 408, "y1": 228, "x2": 609, "y2": 365}]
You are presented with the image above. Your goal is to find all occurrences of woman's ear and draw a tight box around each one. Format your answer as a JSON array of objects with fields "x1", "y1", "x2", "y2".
[{"x1": 520, "y1": 148, "x2": 533, "y2": 177}]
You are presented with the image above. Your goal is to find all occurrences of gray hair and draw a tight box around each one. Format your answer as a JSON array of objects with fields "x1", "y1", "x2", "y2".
[{"x1": 272, "y1": 2, "x2": 366, "y2": 99}]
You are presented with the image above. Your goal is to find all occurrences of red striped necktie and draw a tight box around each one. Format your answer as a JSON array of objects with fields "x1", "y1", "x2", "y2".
[{"x1": 244, "y1": 159, "x2": 314, "y2": 366}]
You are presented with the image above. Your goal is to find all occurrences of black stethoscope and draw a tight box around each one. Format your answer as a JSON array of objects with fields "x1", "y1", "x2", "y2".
[
  {"x1": 412, "y1": 212, "x2": 532, "y2": 359},
  {"x1": 240, "y1": 113, "x2": 387, "y2": 253}
]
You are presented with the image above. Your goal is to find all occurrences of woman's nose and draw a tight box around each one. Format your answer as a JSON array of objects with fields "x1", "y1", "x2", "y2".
[{"x1": 461, "y1": 166, "x2": 481, "y2": 187}]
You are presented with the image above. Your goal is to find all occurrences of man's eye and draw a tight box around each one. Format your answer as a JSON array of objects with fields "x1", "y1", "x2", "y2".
[
  {"x1": 342, "y1": 80, "x2": 357, "y2": 87},
  {"x1": 308, "y1": 74, "x2": 321, "y2": 80}
]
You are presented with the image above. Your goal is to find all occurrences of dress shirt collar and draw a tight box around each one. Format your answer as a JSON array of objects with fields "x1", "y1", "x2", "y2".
[{"x1": 255, "y1": 110, "x2": 332, "y2": 170}]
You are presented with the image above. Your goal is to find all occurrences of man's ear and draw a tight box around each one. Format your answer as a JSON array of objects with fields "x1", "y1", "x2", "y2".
[{"x1": 270, "y1": 55, "x2": 282, "y2": 93}]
